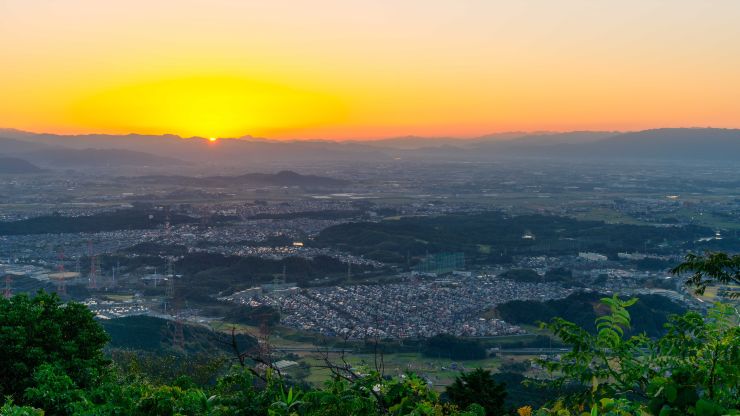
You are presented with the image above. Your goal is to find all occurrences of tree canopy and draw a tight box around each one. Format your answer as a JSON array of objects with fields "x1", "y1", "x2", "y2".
[{"x1": 0, "y1": 291, "x2": 109, "y2": 399}]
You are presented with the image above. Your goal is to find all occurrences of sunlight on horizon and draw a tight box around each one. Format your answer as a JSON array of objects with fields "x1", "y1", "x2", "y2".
[{"x1": 2, "y1": 0, "x2": 740, "y2": 139}]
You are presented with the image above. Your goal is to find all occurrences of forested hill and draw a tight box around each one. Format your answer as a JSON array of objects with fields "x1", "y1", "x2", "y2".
[
  {"x1": 0, "y1": 208, "x2": 198, "y2": 235},
  {"x1": 101, "y1": 315, "x2": 256, "y2": 354},
  {"x1": 315, "y1": 213, "x2": 714, "y2": 264},
  {"x1": 495, "y1": 291, "x2": 686, "y2": 338}
]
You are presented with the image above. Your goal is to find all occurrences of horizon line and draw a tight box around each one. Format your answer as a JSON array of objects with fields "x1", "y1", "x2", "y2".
[{"x1": 1, "y1": 126, "x2": 733, "y2": 143}]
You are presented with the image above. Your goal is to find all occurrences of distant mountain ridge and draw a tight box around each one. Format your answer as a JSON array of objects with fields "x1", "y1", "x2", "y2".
[
  {"x1": 0, "y1": 133, "x2": 187, "y2": 168},
  {"x1": 2, "y1": 127, "x2": 739, "y2": 164}
]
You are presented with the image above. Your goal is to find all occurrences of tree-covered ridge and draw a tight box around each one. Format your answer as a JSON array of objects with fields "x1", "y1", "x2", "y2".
[
  {"x1": 316, "y1": 213, "x2": 715, "y2": 264},
  {"x1": 0, "y1": 208, "x2": 197, "y2": 236},
  {"x1": 495, "y1": 292, "x2": 686, "y2": 338},
  {"x1": 101, "y1": 315, "x2": 258, "y2": 354}
]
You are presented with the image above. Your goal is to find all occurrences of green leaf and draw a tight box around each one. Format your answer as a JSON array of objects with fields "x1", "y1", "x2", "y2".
[
  {"x1": 591, "y1": 376, "x2": 599, "y2": 393},
  {"x1": 664, "y1": 384, "x2": 677, "y2": 403},
  {"x1": 695, "y1": 399, "x2": 724, "y2": 416}
]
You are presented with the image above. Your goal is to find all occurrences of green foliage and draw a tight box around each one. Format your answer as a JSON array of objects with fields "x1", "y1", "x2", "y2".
[
  {"x1": 534, "y1": 294, "x2": 739, "y2": 415},
  {"x1": 23, "y1": 365, "x2": 89, "y2": 416},
  {"x1": 492, "y1": 372, "x2": 569, "y2": 411},
  {"x1": 0, "y1": 291, "x2": 109, "y2": 399},
  {"x1": 269, "y1": 386, "x2": 304, "y2": 416},
  {"x1": 446, "y1": 369, "x2": 507, "y2": 416},
  {"x1": 496, "y1": 292, "x2": 685, "y2": 338},
  {"x1": 672, "y1": 251, "x2": 740, "y2": 297},
  {"x1": 110, "y1": 350, "x2": 229, "y2": 387},
  {"x1": 531, "y1": 397, "x2": 643, "y2": 416},
  {"x1": 0, "y1": 400, "x2": 43, "y2": 416}
]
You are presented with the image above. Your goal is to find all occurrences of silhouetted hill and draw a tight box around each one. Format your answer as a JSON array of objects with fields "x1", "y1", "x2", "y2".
[
  {"x1": 23, "y1": 148, "x2": 186, "y2": 167},
  {"x1": 133, "y1": 170, "x2": 348, "y2": 188},
  {"x1": 472, "y1": 131, "x2": 618, "y2": 150},
  {"x1": 485, "y1": 128, "x2": 740, "y2": 161},
  {"x1": 0, "y1": 136, "x2": 57, "y2": 154},
  {"x1": 582, "y1": 128, "x2": 740, "y2": 160},
  {"x1": 0, "y1": 156, "x2": 43, "y2": 173}
]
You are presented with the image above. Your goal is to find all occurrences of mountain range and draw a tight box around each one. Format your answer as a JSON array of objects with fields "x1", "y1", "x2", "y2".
[{"x1": 1, "y1": 127, "x2": 739, "y2": 169}]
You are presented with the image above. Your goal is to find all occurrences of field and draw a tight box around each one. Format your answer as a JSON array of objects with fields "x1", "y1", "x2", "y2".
[
  {"x1": 206, "y1": 320, "x2": 550, "y2": 389},
  {"x1": 297, "y1": 351, "x2": 513, "y2": 389}
]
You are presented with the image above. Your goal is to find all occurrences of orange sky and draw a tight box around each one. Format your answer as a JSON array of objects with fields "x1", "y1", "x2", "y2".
[{"x1": 1, "y1": 1, "x2": 739, "y2": 139}]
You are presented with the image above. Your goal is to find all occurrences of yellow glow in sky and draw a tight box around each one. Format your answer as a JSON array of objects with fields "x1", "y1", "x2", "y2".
[
  {"x1": 66, "y1": 76, "x2": 344, "y2": 138},
  {"x1": 1, "y1": 0, "x2": 740, "y2": 139}
]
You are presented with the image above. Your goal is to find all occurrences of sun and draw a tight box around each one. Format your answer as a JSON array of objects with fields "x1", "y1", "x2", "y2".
[{"x1": 209, "y1": 137, "x2": 218, "y2": 142}]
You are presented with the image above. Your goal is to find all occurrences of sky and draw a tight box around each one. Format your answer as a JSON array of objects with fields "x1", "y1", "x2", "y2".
[{"x1": 1, "y1": 0, "x2": 739, "y2": 140}]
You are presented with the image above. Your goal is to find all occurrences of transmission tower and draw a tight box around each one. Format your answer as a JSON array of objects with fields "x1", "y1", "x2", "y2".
[
  {"x1": 111, "y1": 255, "x2": 120, "y2": 289},
  {"x1": 87, "y1": 240, "x2": 99, "y2": 289},
  {"x1": 55, "y1": 248, "x2": 67, "y2": 296},
  {"x1": 163, "y1": 257, "x2": 185, "y2": 350},
  {"x1": 3, "y1": 275, "x2": 12, "y2": 299},
  {"x1": 165, "y1": 257, "x2": 175, "y2": 298},
  {"x1": 164, "y1": 205, "x2": 172, "y2": 237},
  {"x1": 173, "y1": 322, "x2": 185, "y2": 349}
]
